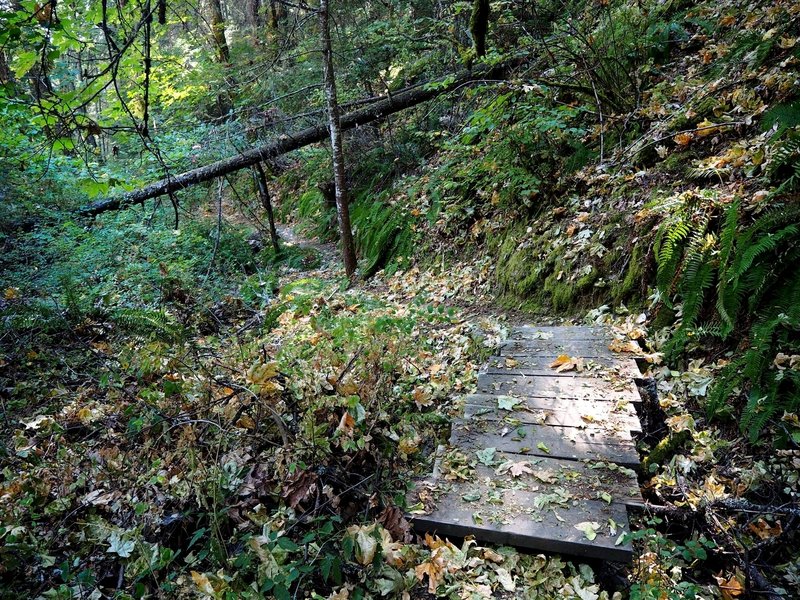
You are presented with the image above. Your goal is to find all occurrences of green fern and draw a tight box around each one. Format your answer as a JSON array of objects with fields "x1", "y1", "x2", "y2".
[
  {"x1": 110, "y1": 307, "x2": 184, "y2": 341},
  {"x1": 768, "y1": 135, "x2": 800, "y2": 194},
  {"x1": 658, "y1": 195, "x2": 800, "y2": 441}
]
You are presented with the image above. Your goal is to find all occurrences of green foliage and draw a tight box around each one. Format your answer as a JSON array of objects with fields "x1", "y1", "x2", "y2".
[
  {"x1": 110, "y1": 307, "x2": 184, "y2": 341},
  {"x1": 656, "y1": 197, "x2": 800, "y2": 441},
  {"x1": 350, "y1": 196, "x2": 414, "y2": 277},
  {"x1": 423, "y1": 87, "x2": 588, "y2": 234},
  {"x1": 768, "y1": 133, "x2": 800, "y2": 194}
]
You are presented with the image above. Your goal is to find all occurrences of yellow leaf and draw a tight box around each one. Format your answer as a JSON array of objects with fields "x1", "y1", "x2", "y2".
[
  {"x1": 236, "y1": 415, "x2": 256, "y2": 430},
  {"x1": 190, "y1": 571, "x2": 215, "y2": 596},
  {"x1": 246, "y1": 361, "x2": 279, "y2": 385},
  {"x1": 76, "y1": 407, "x2": 94, "y2": 423},
  {"x1": 346, "y1": 524, "x2": 378, "y2": 566},
  {"x1": 674, "y1": 132, "x2": 694, "y2": 146},
  {"x1": 696, "y1": 119, "x2": 718, "y2": 137}
]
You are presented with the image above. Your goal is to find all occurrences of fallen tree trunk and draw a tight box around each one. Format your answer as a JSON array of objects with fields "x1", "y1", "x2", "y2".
[{"x1": 80, "y1": 60, "x2": 515, "y2": 217}]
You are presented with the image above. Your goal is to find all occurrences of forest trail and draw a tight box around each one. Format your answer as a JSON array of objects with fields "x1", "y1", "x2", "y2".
[{"x1": 408, "y1": 325, "x2": 644, "y2": 562}]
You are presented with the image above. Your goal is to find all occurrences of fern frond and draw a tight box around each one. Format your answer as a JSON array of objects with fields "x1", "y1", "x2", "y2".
[{"x1": 110, "y1": 308, "x2": 184, "y2": 341}]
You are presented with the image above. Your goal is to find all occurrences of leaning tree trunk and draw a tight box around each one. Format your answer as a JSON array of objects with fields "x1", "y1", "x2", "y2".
[
  {"x1": 79, "y1": 58, "x2": 518, "y2": 216},
  {"x1": 320, "y1": 0, "x2": 358, "y2": 277},
  {"x1": 253, "y1": 163, "x2": 281, "y2": 253}
]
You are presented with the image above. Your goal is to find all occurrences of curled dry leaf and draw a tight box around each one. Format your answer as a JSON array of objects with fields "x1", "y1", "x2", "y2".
[
  {"x1": 283, "y1": 470, "x2": 318, "y2": 509},
  {"x1": 377, "y1": 505, "x2": 412, "y2": 542},
  {"x1": 549, "y1": 354, "x2": 583, "y2": 373}
]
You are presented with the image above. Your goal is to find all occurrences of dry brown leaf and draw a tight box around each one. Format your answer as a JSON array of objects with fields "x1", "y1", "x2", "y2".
[
  {"x1": 415, "y1": 560, "x2": 445, "y2": 594},
  {"x1": 608, "y1": 338, "x2": 642, "y2": 354},
  {"x1": 336, "y1": 411, "x2": 355, "y2": 436},
  {"x1": 508, "y1": 460, "x2": 535, "y2": 478},
  {"x1": 748, "y1": 518, "x2": 782, "y2": 540},
  {"x1": 674, "y1": 132, "x2": 694, "y2": 146},
  {"x1": 549, "y1": 354, "x2": 583, "y2": 372},
  {"x1": 377, "y1": 505, "x2": 412, "y2": 542},
  {"x1": 190, "y1": 571, "x2": 215, "y2": 596},
  {"x1": 715, "y1": 571, "x2": 745, "y2": 600},
  {"x1": 283, "y1": 470, "x2": 318, "y2": 509},
  {"x1": 236, "y1": 415, "x2": 256, "y2": 430}
]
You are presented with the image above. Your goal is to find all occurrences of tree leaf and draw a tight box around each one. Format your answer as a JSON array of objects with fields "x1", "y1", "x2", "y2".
[{"x1": 574, "y1": 521, "x2": 601, "y2": 541}]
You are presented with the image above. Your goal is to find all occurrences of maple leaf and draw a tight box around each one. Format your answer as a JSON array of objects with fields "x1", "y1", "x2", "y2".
[
  {"x1": 346, "y1": 524, "x2": 379, "y2": 566},
  {"x1": 415, "y1": 560, "x2": 445, "y2": 594},
  {"x1": 335, "y1": 411, "x2": 355, "y2": 436},
  {"x1": 191, "y1": 571, "x2": 215, "y2": 596},
  {"x1": 508, "y1": 460, "x2": 534, "y2": 478},
  {"x1": 747, "y1": 518, "x2": 782, "y2": 540},
  {"x1": 574, "y1": 521, "x2": 601, "y2": 541},
  {"x1": 607, "y1": 338, "x2": 642, "y2": 354}
]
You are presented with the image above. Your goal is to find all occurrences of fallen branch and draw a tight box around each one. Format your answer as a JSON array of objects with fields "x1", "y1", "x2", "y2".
[{"x1": 80, "y1": 60, "x2": 518, "y2": 217}]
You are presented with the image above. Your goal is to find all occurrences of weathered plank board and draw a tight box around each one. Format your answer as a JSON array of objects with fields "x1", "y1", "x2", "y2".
[
  {"x1": 450, "y1": 419, "x2": 640, "y2": 468},
  {"x1": 477, "y1": 373, "x2": 641, "y2": 403},
  {"x1": 408, "y1": 470, "x2": 634, "y2": 561},
  {"x1": 510, "y1": 325, "x2": 610, "y2": 341},
  {"x1": 462, "y1": 393, "x2": 642, "y2": 433},
  {"x1": 499, "y1": 339, "x2": 630, "y2": 358},
  {"x1": 485, "y1": 355, "x2": 642, "y2": 378}
]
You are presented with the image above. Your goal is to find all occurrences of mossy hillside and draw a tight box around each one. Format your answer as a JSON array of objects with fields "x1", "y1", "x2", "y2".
[{"x1": 492, "y1": 208, "x2": 649, "y2": 313}]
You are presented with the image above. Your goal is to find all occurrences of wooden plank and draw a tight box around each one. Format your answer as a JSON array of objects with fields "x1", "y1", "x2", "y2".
[
  {"x1": 486, "y1": 355, "x2": 642, "y2": 378},
  {"x1": 450, "y1": 419, "x2": 641, "y2": 468},
  {"x1": 416, "y1": 461, "x2": 642, "y2": 509},
  {"x1": 511, "y1": 325, "x2": 610, "y2": 341},
  {"x1": 499, "y1": 339, "x2": 631, "y2": 358},
  {"x1": 498, "y1": 342, "x2": 614, "y2": 359},
  {"x1": 407, "y1": 472, "x2": 634, "y2": 562},
  {"x1": 462, "y1": 394, "x2": 642, "y2": 433},
  {"x1": 477, "y1": 373, "x2": 641, "y2": 403}
]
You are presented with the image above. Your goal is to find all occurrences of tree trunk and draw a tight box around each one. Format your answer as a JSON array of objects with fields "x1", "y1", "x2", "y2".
[
  {"x1": 205, "y1": 0, "x2": 230, "y2": 64},
  {"x1": 248, "y1": 0, "x2": 262, "y2": 29},
  {"x1": 470, "y1": 0, "x2": 490, "y2": 58},
  {"x1": 269, "y1": 0, "x2": 284, "y2": 29},
  {"x1": 0, "y1": 50, "x2": 13, "y2": 87},
  {"x1": 79, "y1": 58, "x2": 517, "y2": 216},
  {"x1": 319, "y1": 0, "x2": 357, "y2": 278},
  {"x1": 253, "y1": 163, "x2": 281, "y2": 253}
]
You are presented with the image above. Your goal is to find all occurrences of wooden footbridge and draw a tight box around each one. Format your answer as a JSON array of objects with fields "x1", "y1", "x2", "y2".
[{"x1": 408, "y1": 325, "x2": 644, "y2": 562}]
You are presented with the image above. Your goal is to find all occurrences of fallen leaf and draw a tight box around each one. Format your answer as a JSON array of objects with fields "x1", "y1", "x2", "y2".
[
  {"x1": 537, "y1": 442, "x2": 551, "y2": 454},
  {"x1": 508, "y1": 461, "x2": 534, "y2": 478},
  {"x1": 497, "y1": 396, "x2": 519, "y2": 411},
  {"x1": 191, "y1": 571, "x2": 215, "y2": 596},
  {"x1": 283, "y1": 470, "x2": 318, "y2": 509},
  {"x1": 476, "y1": 447, "x2": 497, "y2": 466},
  {"x1": 346, "y1": 524, "x2": 379, "y2": 566},
  {"x1": 748, "y1": 518, "x2": 782, "y2": 540},
  {"x1": 377, "y1": 506, "x2": 412, "y2": 542},
  {"x1": 574, "y1": 521, "x2": 601, "y2": 541}
]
